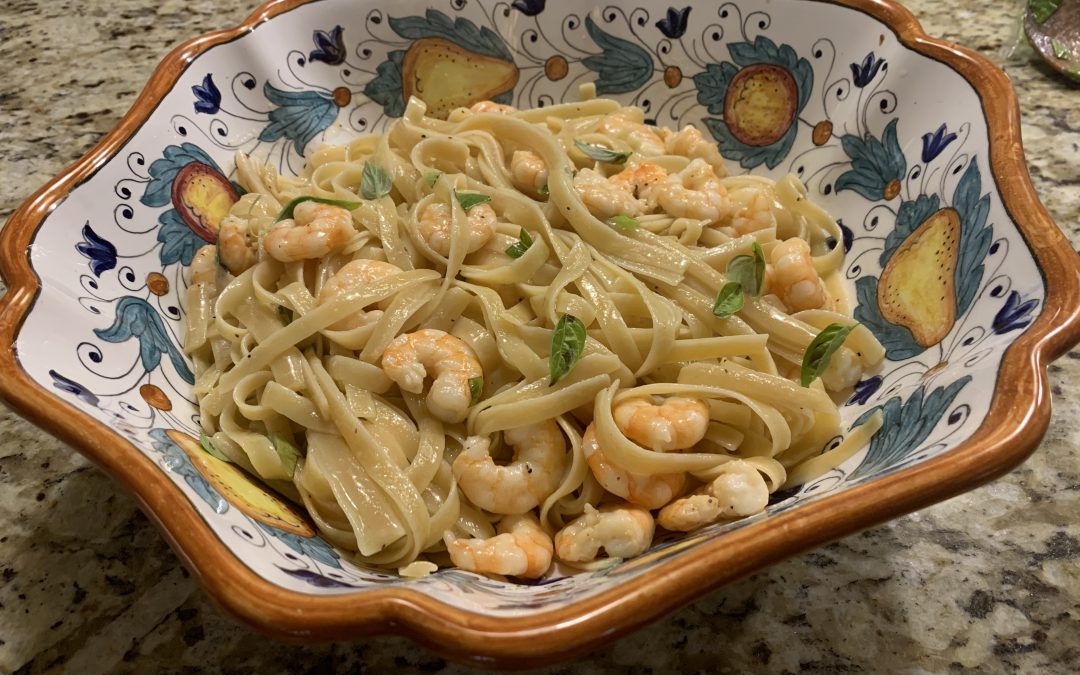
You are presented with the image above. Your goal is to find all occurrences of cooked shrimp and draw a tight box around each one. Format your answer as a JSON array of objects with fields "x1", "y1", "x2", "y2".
[
  {"x1": 446, "y1": 513, "x2": 553, "y2": 579},
  {"x1": 598, "y1": 111, "x2": 665, "y2": 155},
  {"x1": 381, "y1": 328, "x2": 482, "y2": 423},
  {"x1": 574, "y1": 168, "x2": 646, "y2": 220},
  {"x1": 608, "y1": 162, "x2": 669, "y2": 211},
  {"x1": 657, "y1": 460, "x2": 769, "y2": 531},
  {"x1": 661, "y1": 125, "x2": 727, "y2": 175},
  {"x1": 510, "y1": 150, "x2": 548, "y2": 197},
  {"x1": 728, "y1": 187, "x2": 776, "y2": 235},
  {"x1": 613, "y1": 396, "x2": 710, "y2": 452},
  {"x1": 453, "y1": 421, "x2": 568, "y2": 515},
  {"x1": 262, "y1": 201, "x2": 355, "y2": 262},
  {"x1": 217, "y1": 215, "x2": 258, "y2": 276},
  {"x1": 317, "y1": 259, "x2": 402, "y2": 330},
  {"x1": 657, "y1": 159, "x2": 729, "y2": 224},
  {"x1": 190, "y1": 244, "x2": 219, "y2": 287},
  {"x1": 765, "y1": 238, "x2": 828, "y2": 312},
  {"x1": 470, "y1": 100, "x2": 517, "y2": 114},
  {"x1": 554, "y1": 503, "x2": 654, "y2": 563},
  {"x1": 582, "y1": 424, "x2": 685, "y2": 510},
  {"x1": 416, "y1": 202, "x2": 496, "y2": 257}
]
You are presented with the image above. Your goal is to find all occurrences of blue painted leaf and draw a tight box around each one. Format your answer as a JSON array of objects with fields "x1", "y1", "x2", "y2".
[
  {"x1": 702, "y1": 117, "x2": 798, "y2": 170},
  {"x1": 389, "y1": 9, "x2": 513, "y2": 61},
  {"x1": 849, "y1": 375, "x2": 971, "y2": 481},
  {"x1": 839, "y1": 219, "x2": 854, "y2": 253},
  {"x1": 258, "y1": 522, "x2": 341, "y2": 568},
  {"x1": 49, "y1": 370, "x2": 100, "y2": 406},
  {"x1": 141, "y1": 143, "x2": 223, "y2": 208},
  {"x1": 835, "y1": 119, "x2": 906, "y2": 201},
  {"x1": 510, "y1": 0, "x2": 545, "y2": 16},
  {"x1": 656, "y1": 7, "x2": 691, "y2": 39},
  {"x1": 259, "y1": 83, "x2": 339, "y2": 156},
  {"x1": 76, "y1": 222, "x2": 117, "y2": 276},
  {"x1": 309, "y1": 25, "x2": 346, "y2": 65},
  {"x1": 952, "y1": 162, "x2": 992, "y2": 317},
  {"x1": 157, "y1": 209, "x2": 205, "y2": 266},
  {"x1": 362, "y1": 50, "x2": 407, "y2": 119},
  {"x1": 583, "y1": 16, "x2": 654, "y2": 95},
  {"x1": 846, "y1": 375, "x2": 883, "y2": 406},
  {"x1": 277, "y1": 567, "x2": 356, "y2": 588},
  {"x1": 192, "y1": 74, "x2": 221, "y2": 115},
  {"x1": 880, "y1": 194, "x2": 941, "y2": 266},
  {"x1": 853, "y1": 277, "x2": 925, "y2": 360},
  {"x1": 993, "y1": 291, "x2": 1039, "y2": 334},
  {"x1": 850, "y1": 52, "x2": 885, "y2": 88},
  {"x1": 921, "y1": 123, "x2": 958, "y2": 163},
  {"x1": 94, "y1": 296, "x2": 195, "y2": 384},
  {"x1": 148, "y1": 429, "x2": 228, "y2": 513}
]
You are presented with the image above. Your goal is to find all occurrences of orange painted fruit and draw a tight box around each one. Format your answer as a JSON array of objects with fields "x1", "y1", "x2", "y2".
[
  {"x1": 723, "y1": 64, "x2": 798, "y2": 147},
  {"x1": 170, "y1": 163, "x2": 239, "y2": 243},
  {"x1": 877, "y1": 208, "x2": 961, "y2": 347},
  {"x1": 166, "y1": 430, "x2": 314, "y2": 537},
  {"x1": 401, "y1": 38, "x2": 519, "y2": 119}
]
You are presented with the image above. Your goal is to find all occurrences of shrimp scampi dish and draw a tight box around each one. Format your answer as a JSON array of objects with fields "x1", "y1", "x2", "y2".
[{"x1": 184, "y1": 92, "x2": 884, "y2": 580}]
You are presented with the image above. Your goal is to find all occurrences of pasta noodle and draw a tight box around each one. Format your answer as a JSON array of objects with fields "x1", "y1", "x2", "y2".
[{"x1": 184, "y1": 92, "x2": 884, "y2": 579}]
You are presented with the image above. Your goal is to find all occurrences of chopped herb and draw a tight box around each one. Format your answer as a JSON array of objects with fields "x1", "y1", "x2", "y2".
[
  {"x1": 423, "y1": 170, "x2": 442, "y2": 188},
  {"x1": 469, "y1": 376, "x2": 484, "y2": 404},
  {"x1": 538, "y1": 183, "x2": 549, "y2": 196},
  {"x1": 1029, "y1": 0, "x2": 1061, "y2": 24},
  {"x1": 276, "y1": 305, "x2": 292, "y2": 325},
  {"x1": 455, "y1": 191, "x2": 492, "y2": 210},
  {"x1": 800, "y1": 323, "x2": 858, "y2": 387},
  {"x1": 712, "y1": 282, "x2": 745, "y2": 318},
  {"x1": 274, "y1": 196, "x2": 361, "y2": 223},
  {"x1": 505, "y1": 228, "x2": 535, "y2": 259},
  {"x1": 199, "y1": 434, "x2": 232, "y2": 463},
  {"x1": 270, "y1": 434, "x2": 302, "y2": 477},
  {"x1": 573, "y1": 140, "x2": 631, "y2": 164},
  {"x1": 726, "y1": 242, "x2": 766, "y2": 296},
  {"x1": 548, "y1": 314, "x2": 587, "y2": 386},
  {"x1": 1051, "y1": 38, "x2": 1070, "y2": 60},
  {"x1": 608, "y1": 214, "x2": 640, "y2": 231},
  {"x1": 361, "y1": 161, "x2": 392, "y2": 200}
]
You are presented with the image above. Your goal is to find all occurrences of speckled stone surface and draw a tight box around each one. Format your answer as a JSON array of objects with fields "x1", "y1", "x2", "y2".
[{"x1": 0, "y1": 0, "x2": 1077, "y2": 672}]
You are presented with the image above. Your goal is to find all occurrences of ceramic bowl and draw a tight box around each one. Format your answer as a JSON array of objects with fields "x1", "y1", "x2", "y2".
[{"x1": 2, "y1": 0, "x2": 1078, "y2": 666}]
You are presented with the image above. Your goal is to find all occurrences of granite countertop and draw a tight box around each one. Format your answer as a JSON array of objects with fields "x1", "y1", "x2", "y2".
[{"x1": 1, "y1": 0, "x2": 1078, "y2": 672}]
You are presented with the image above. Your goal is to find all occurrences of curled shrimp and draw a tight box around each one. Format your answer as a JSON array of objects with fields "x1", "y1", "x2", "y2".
[
  {"x1": 453, "y1": 420, "x2": 568, "y2": 515},
  {"x1": 574, "y1": 168, "x2": 646, "y2": 220},
  {"x1": 317, "y1": 259, "x2": 402, "y2": 330},
  {"x1": 190, "y1": 244, "x2": 219, "y2": 287},
  {"x1": 728, "y1": 187, "x2": 776, "y2": 235},
  {"x1": 657, "y1": 158, "x2": 729, "y2": 224},
  {"x1": 416, "y1": 202, "x2": 496, "y2": 257},
  {"x1": 510, "y1": 150, "x2": 548, "y2": 197},
  {"x1": 613, "y1": 396, "x2": 710, "y2": 452},
  {"x1": 661, "y1": 125, "x2": 727, "y2": 176},
  {"x1": 262, "y1": 201, "x2": 355, "y2": 263},
  {"x1": 470, "y1": 100, "x2": 517, "y2": 114},
  {"x1": 765, "y1": 238, "x2": 828, "y2": 312},
  {"x1": 446, "y1": 513, "x2": 553, "y2": 579},
  {"x1": 381, "y1": 328, "x2": 482, "y2": 423},
  {"x1": 657, "y1": 460, "x2": 770, "y2": 532},
  {"x1": 554, "y1": 503, "x2": 654, "y2": 564},
  {"x1": 582, "y1": 424, "x2": 685, "y2": 510},
  {"x1": 597, "y1": 111, "x2": 665, "y2": 155},
  {"x1": 608, "y1": 162, "x2": 669, "y2": 211},
  {"x1": 217, "y1": 216, "x2": 258, "y2": 276}
]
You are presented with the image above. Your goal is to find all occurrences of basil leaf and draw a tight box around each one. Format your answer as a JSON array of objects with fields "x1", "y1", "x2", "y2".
[
  {"x1": 274, "y1": 196, "x2": 362, "y2": 223},
  {"x1": 726, "y1": 242, "x2": 766, "y2": 296},
  {"x1": 538, "y1": 183, "x2": 549, "y2": 196},
  {"x1": 423, "y1": 170, "x2": 442, "y2": 188},
  {"x1": 1030, "y1": 0, "x2": 1061, "y2": 24},
  {"x1": 469, "y1": 376, "x2": 484, "y2": 404},
  {"x1": 608, "y1": 214, "x2": 640, "y2": 231},
  {"x1": 270, "y1": 433, "x2": 302, "y2": 477},
  {"x1": 548, "y1": 314, "x2": 587, "y2": 386},
  {"x1": 456, "y1": 192, "x2": 492, "y2": 211},
  {"x1": 277, "y1": 305, "x2": 293, "y2": 325},
  {"x1": 573, "y1": 140, "x2": 632, "y2": 164},
  {"x1": 1051, "y1": 38, "x2": 1069, "y2": 59},
  {"x1": 712, "y1": 282, "x2": 745, "y2": 318},
  {"x1": 800, "y1": 323, "x2": 858, "y2": 387},
  {"x1": 505, "y1": 228, "x2": 534, "y2": 259},
  {"x1": 199, "y1": 433, "x2": 232, "y2": 463},
  {"x1": 360, "y1": 161, "x2": 392, "y2": 200}
]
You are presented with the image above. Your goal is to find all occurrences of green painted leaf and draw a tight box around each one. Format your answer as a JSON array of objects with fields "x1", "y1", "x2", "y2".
[
  {"x1": 361, "y1": 162, "x2": 392, "y2": 200},
  {"x1": 200, "y1": 434, "x2": 232, "y2": 462},
  {"x1": 582, "y1": 16, "x2": 654, "y2": 95},
  {"x1": 505, "y1": 228, "x2": 534, "y2": 259},
  {"x1": 574, "y1": 140, "x2": 632, "y2": 164},
  {"x1": 423, "y1": 171, "x2": 442, "y2": 188},
  {"x1": 362, "y1": 50, "x2": 407, "y2": 118},
  {"x1": 274, "y1": 196, "x2": 362, "y2": 223},
  {"x1": 608, "y1": 215, "x2": 640, "y2": 231},
  {"x1": 259, "y1": 83, "x2": 339, "y2": 156},
  {"x1": 726, "y1": 242, "x2": 766, "y2": 296},
  {"x1": 712, "y1": 282, "x2": 745, "y2": 317},
  {"x1": 836, "y1": 119, "x2": 906, "y2": 201},
  {"x1": 549, "y1": 315, "x2": 587, "y2": 386},
  {"x1": 141, "y1": 143, "x2": 224, "y2": 207},
  {"x1": 469, "y1": 376, "x2": 484, "y2": 404},
  {"x1": 880, "y1": 194, "x2": 941, "y2": 266},
  {"x1": 271, "y1": 434, "x2": 302, "y2": 477},
  {"x1": 157, "y1": 209, "x2": 205, "y2": 266},
  {"x1": 94, "y1": 296, "x2": 195, "y2": 384},
  {"x1": 800, "y1": 322, "x2": 857, "y2": 386},
  {"x1": 389, "y1": 9, "x2": 513, "y2": 61},
  {"x1": 852, "y1": 276, "x2": 924, "y2": 360},
  {"x1": 456, "y1": 192, "x2": 492, "y2": 211},
  {"x1": 952, "y1": 162, "x2": 992, "y2": 317},
  {"x1": 1029, "y1": 0, "x2": 1061, "y2": 24}
]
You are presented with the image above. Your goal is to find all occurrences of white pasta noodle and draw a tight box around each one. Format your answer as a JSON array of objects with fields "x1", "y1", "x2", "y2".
[{"x1": 184, "y1": 93, "x2": 884, "y2": 578}]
